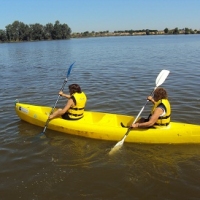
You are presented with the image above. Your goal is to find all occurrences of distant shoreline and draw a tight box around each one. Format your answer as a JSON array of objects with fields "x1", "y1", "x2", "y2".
[
  {"x1": 1, "y1": 29, "x2": 200, "y2": 44},
  {"x1": 71, "y1": 29, "x2": 200, "y2": 38},
  {"x1": 1, "y1": 20, "x2": 199, "y2": 42}
]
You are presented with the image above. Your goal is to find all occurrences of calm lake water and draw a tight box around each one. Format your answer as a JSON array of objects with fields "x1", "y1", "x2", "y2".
[{"x1": 1, "y1": 35, "x2": 200, "y2": 199}]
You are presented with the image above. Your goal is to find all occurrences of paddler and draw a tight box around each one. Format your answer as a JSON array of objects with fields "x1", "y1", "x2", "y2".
[
  {"x1": 49, "y1": 84, "x2": 87, "y2": 120},
  {"x1": 131, "y1": 87, "x2": 171, "y2": 128}
]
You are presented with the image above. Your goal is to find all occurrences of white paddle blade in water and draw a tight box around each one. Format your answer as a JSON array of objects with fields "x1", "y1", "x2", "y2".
[{"x1": 108, "y1": 136, "x2": 126, "y2": 155}]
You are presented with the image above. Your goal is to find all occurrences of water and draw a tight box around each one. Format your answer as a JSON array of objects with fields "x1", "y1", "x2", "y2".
[{"x1": 1, "y1": 35, "x2": 200, "y2": 199}]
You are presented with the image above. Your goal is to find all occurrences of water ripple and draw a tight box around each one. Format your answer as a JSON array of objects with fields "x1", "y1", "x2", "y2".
[{"x1": 1, "y1": 35, "x2": 200, "y2": 199}]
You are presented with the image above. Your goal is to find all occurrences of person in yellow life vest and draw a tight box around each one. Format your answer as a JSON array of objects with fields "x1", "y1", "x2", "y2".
[
  {"x1": 131, "y1": 87, "x2": 171, "y2": 128},
  {"x1": 49, "y1": 84, "x2": 87, "y2": 120}
]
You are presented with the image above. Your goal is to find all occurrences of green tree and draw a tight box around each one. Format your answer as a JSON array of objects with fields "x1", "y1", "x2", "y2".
[
  {"x1": 3, "y1": 20, "x2": 71, "y2": 42},
  {"x1": 18, "y1": 22, "x2": 30, "y2": 41},
  {"x1": 0, "y1": 29, "x2": 7, "y2": 42},
  {"x1": 173, "y1": 27, "x2": 179, "y2": 34},
  {"x1": 10, "y1": 20, "x2": 20, "y2": 41},
  {"x1": 61, "y1": 23, "x2": 71, "y2": 39},
  {"x1": 5, "y1": 21, "x2": 20, "y2": 41},
  {"x1": 5, "y1": 24, "x2": 13, "y2": 41},
  {"x1": 82, "y1": 31, "x2": 89, "y2": 37},
  {"x1": 30, "y1": 23, "x2": 44, "y2": 40},
  {"x1": 164, "y1": 28, "x2": 169, "y2": 34},
  {"x1": 5, "y1": 21, "x2": 30, "y2": 41},
  {"x1": 44, "y1": 23, "x2": 54, "y2": 39},
  {"x1": 52, "y1": 20, "x2": 62, "y2": 39},
  {"x1": 185, "y1": 28, "x2": 190, "y2": 34}
]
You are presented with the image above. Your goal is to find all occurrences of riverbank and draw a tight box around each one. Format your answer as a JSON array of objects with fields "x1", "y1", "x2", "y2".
[{"x1": 71, "y1": 29, "x2": 200, "y2": 38}]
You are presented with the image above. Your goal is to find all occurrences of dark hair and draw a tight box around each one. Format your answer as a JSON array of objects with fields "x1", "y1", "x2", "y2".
[
  {"x1": 69, "y1": 84, "x2": 82, "y2": 95},
  {"x1": 154, "y1": 87, "x2": 168, "y2": 100}
]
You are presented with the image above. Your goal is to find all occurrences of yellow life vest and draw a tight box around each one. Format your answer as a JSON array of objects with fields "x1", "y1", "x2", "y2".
[
  {"x1": 67, "y1": 92, "x2": 87, "y2": 119},
  {"x1": 151, "y1": 99, "x2": 171, "y2": 125}
]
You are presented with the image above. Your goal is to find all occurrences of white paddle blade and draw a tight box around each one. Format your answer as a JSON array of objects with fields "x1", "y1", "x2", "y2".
[
  {"x1": 155, "y1": 70, "x2": 170, "y2": 87},
  {"x1": 108, "y1": 136, "x2": 126, "y2": 155}
]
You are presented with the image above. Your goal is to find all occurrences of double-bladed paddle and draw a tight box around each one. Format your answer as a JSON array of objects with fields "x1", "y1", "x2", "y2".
[
  {"x1": 109, "y1": 69, "x2": 170, "y2": 155},
  {"x1": 41, "y1": 62, "x2": 75, "y2": 134}
]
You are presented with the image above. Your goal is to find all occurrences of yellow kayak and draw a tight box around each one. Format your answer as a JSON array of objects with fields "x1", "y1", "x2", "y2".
[{"x1": 15, "y1": 102, "x2": 200, "y2": 144}]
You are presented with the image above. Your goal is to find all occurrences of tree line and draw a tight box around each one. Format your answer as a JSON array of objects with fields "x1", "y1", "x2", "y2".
[
  {"x1": 1, "y1": 21, "x2": 199, "y2": 42},
  {"x1": 71, "y1": 27, "x2": 200, "y2": 38},
  {"x1": 0, "y1": 20, "x2": 71, "y2": 42}
]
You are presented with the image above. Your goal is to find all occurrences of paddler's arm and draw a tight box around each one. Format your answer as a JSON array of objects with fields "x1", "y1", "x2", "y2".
[
  {"x1": 131, "y1": 107, "x2": 163, "y2": 128},
  {"x1": 59, "y1": 91, "x2": 71, "y2": 99}
]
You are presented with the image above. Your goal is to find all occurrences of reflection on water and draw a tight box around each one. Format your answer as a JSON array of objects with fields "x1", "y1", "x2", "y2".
[{"x1": 1, "y1": 35, "x2": 200, "y2": 199}]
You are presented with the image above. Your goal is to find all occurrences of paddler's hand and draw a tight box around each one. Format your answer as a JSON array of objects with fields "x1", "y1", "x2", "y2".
[
  {"x1": 131, "y1": 123, "x2": 140, "y2": 128},
  {"x1": 59, "y1": 91, "x2": 64, "y2": 96},
  {"x1": 147, "y1": 96, "x2": 155, "y2": 103},
  {"x1": 48, "y1": 115, "x2": 53, "y2": 120}
]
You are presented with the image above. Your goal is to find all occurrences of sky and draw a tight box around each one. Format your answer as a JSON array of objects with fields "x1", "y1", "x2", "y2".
[{"x1": 0, "y1": 0, "x2": 200, "y2": 33}]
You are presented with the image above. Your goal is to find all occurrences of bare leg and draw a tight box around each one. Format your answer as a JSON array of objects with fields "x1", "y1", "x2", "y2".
[{"x1": 49, "y1": 108, "x2": 62, "y2": 119}]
